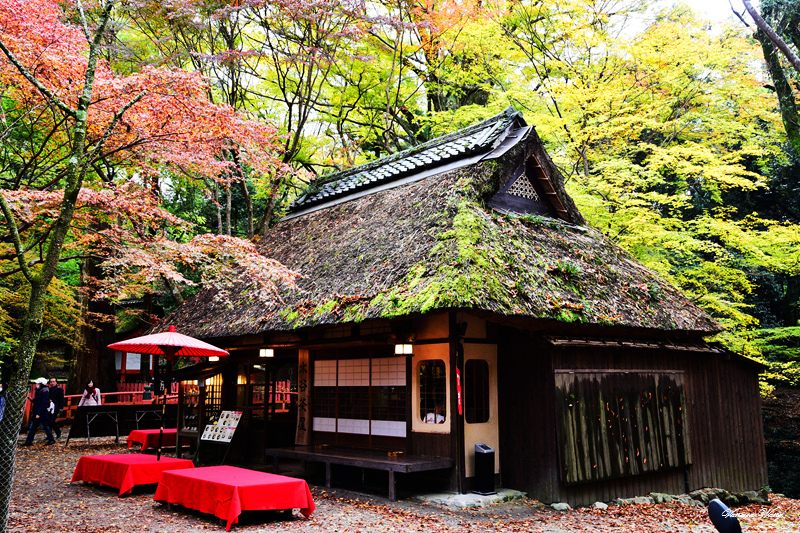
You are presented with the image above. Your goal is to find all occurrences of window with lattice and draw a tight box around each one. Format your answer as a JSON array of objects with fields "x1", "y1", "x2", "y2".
[{"x1": 507, "y1": 176, "x2": 540, "y2": 201}]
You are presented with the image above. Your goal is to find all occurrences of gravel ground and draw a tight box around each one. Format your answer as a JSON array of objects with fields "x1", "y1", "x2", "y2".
[{"x1": 8, "y1": 430, "x2": 800, "y2": 533}]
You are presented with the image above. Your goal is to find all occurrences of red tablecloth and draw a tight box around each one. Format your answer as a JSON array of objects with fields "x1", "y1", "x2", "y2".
[
  {"x1": 154, "y1": 465, "x2": 315, "y2": 530},
  {"x1": 127, "y1": 428, "x2": 177, "y2": 451},
  {"x1": 71, "y1": 454, "x2": 195, "y2": 496}
]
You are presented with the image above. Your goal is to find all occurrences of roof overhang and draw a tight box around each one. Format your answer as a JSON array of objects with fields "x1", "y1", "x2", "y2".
[
  {"x1": 545, "y1": 336, "x2": 723, "y2": 353},
  {"x1": 545, "y1": 335, "x2": 766, "y2": 370},
  {"x1": 171, "y1": 361, "x2": 228, "y2": 381}
]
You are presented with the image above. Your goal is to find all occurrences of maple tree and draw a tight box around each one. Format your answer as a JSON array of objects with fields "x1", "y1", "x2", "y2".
[
  {"x1": 0, "y1": 0, "x2": 299, "y2": 527},
  {"x1": 118, "y1": 0, "x2": 371, "y2": 236},
  {"x1": 119, "y1": 0, "x2": 272, "y2": 237},
  {"x1": 328, "y1": 0, "x2": 505, "y2": 153}
]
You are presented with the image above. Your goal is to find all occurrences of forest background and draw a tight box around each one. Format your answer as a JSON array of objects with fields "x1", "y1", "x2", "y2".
[{"x1": 2, "y1": 0, "x2": 800, "y2": 453}]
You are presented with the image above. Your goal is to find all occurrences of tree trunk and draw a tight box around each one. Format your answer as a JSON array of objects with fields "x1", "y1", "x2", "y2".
[
  {"x1": 226, "y1": 183, "x2": 232, "y2": 236},
  {"x1": 743, "y1": 0, "x2": 800, "y2": 75},
  {"x1": 229, "y1": 148, "x2": 254, "y2": 239},
  {"x1": 0, "y1": 281, "x2": 47, "y2": 527},
  {"x1": 257, "y1": 175, "x2": 284, "y2": 237},
  {"x1": 138, "y1": 294, "x2": 153, "y2": 383},
  {"x1": 213, "y1": 181, "x2": 223, "y2": 235},
  {"x1": 239, "y1": 180, "x2": 253, "y2": 239},
  {"x1": 71, "y1": 257, "x2": 117, "y2": 394},
  {"x1": 0, "y1": 160, "x2": 84, "y2": 532},
  {"x1": 756, "y1": 29, "x2": 800, "y2": 157}
]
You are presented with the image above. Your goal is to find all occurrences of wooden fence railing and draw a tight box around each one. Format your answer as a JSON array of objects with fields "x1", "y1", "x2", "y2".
[{"x1": 22, "y1": 383, "x2": 179, "y2": 428}]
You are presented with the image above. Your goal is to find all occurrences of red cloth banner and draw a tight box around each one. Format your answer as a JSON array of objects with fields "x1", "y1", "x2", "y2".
[{"x1": 456, "y1": 366, "x2": 463, "y2": 415}]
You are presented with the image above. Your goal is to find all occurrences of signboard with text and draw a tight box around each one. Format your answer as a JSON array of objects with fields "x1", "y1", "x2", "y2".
[{"x1": 200, "y1": 410, "x2": 242, "y2": 443}]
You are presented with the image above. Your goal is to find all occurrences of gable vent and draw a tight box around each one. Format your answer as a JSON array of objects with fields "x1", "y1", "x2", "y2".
[{"x1": 507, "y1": 175, "x2": 540, "y2": 201}]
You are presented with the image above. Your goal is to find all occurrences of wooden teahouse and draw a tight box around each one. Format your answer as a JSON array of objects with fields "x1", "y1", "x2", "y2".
[{"x1": 163, "y1": 108, "x2": 767, "y2": 505}]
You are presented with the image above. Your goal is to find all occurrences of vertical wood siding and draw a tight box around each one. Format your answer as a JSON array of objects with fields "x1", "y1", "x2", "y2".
[
  {"x1": 497, "y1": 328, "x2": 767, "y2": 506},
  {"x1": 554, "y1": 371, "x2": 691, "y2": 485}
]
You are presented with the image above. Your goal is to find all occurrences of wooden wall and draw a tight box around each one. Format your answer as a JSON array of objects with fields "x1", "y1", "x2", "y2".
[
  {"x1": 554, "y1": 370, "x2": 691, "y2": 484},
  {"x1": 497, "y1": 327, "x2": 767, "y2": 505}
]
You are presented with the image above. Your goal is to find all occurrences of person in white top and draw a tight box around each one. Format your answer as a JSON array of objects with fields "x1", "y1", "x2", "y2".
[
  {"x1": 424, "y1": 402, "x2": 446, "y2": 424},
  {"x1": 78, "y1": 380, "x2": 102, "y2": 406}
]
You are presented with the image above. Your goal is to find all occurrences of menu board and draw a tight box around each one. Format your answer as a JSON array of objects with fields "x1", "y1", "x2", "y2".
[{"x1": 200, "y1": 410, "x2": 242, "y2": 443}]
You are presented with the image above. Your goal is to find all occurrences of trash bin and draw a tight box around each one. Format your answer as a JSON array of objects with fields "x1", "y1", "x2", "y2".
[{"x1": 473, "y1": 443, "x2": 496, "y2": 495}]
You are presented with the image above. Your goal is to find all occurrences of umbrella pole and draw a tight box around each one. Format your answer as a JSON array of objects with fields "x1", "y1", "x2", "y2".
[
  {"x1": 156, "y1": 357, "x2": 163, "y2": 460},
  {"x1": 157, "y1": 349, "x2": 177, "y2": 461},
  {"x1": 157, "y1": 387, "x2": 166, "y2": 460}
]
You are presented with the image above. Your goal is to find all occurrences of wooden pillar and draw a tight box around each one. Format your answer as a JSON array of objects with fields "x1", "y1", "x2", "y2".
[
  {"x1": 389, "y1": 470, "x2": 396, "y2": 501},
  {"x1": 450, "y1": 311, "x2": 466, "y2": 493}
]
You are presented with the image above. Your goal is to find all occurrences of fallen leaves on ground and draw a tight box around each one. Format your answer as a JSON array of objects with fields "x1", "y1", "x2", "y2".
[{"x1": 8, "y1": 431, "x2": 800, "y2": 532}]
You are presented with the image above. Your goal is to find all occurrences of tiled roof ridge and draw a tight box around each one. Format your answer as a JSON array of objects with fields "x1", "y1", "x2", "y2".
[{"x1": 289, "y1": 107, "x2": 524, "y2": 212}]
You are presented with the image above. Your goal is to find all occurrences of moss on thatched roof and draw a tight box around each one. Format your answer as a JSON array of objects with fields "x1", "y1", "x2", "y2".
[{"x1": 163, "y1": 135, "x2": 719, "y2": 338}]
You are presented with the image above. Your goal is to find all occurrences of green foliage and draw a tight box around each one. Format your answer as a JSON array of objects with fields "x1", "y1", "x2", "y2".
[
  {"x1": 0, "y1": 268, "x2": 81, "y2": 363},
  {"x1": 548, "y1": 260, "x2": 583, "y2": 282},
  {"x1": 724, "y1": 328, "x2": 800, "y2": 393},
  {"x1": 750, "y1": 327, "x2": 800, "y2": 359},
  {"x1": 532, "y1": 6, "x2": 796, "y2": 337}
]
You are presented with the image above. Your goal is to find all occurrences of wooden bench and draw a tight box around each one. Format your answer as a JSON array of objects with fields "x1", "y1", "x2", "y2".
[{"x1": 264, "y1": 446, "x2": 454, "y2": 501}]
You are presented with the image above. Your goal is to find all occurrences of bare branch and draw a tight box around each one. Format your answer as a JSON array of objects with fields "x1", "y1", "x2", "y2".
[
  {"x1": 75, "y1": 0, "x2": 94, "y2": 43},
  {"x1": 742, "y1": 0, "x2": 800, "y2": 74},
  {"x1": 0, "y1": 253, "x2": 102, "y2": 279},
  {"x1": 0, "y1": 192, "x2": 37, "y2": 283},
  {"x1": 730, "y1": 0, "x2": 751, "y2": 27}
]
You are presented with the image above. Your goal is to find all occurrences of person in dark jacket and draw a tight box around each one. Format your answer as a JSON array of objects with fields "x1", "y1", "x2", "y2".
[
  {"x1": 0, "y1": 382, "x2": 6, "y2": 422},
  {"x1": 48, "y1": 377, "x2": 64, "y2": 439},
  {"x1": 23, "y1": 378, "x2": 55, "y2": 446}
]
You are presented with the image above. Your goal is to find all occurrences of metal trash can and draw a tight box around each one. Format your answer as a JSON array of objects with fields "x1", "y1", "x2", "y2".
[{"x1": 473, "y1": 443, "x2": 496, "y2": 495}]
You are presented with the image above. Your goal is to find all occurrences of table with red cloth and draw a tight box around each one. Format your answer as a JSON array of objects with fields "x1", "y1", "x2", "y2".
[
  {"x1": 126, "y1": 428, "x2": 178, "y2": 451},
  {"x1": 153, "y1": 465, "x2": 315, "y2": 531},
  {"x1": 71, "y1": 454, "x2": 195, "y2": 496}
]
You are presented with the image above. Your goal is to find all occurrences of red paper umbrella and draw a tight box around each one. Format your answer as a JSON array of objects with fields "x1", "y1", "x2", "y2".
[
  {"x1": 107, "y1": 325, "x2": 228, "y2": 461},
  {"x1": 108, "y1": 325, "x2": 229, "y2": 359}
]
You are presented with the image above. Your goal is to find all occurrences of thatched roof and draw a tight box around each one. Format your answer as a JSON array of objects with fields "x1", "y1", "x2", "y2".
[{"x1": 163, "y1": 109, "x2": 719, "y2": 338}]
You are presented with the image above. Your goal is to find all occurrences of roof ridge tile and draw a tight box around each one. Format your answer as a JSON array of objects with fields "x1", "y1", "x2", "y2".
[{"x1": 288, "y1": 107, "x2": 523, "y2": 212}]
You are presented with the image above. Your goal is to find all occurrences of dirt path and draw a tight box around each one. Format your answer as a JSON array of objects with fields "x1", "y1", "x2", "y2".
[{"x1": 8, "y1": 434, "x2": 800, "y2": 532}]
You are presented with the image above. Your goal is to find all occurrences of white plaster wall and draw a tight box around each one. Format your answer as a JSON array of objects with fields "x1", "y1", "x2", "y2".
[{"x1": 463, "y1": 342, "x2": 500, "y2": 476}]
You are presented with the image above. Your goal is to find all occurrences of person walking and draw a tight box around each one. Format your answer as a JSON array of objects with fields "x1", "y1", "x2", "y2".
[
  {"x1": 0, "y1": 382, "x2": 6, "y2": 422},
  {"x1": 48, "y1": 377, "x2": 64, "y2": 439},
  {"x1": 23, "y1": 377, "x2": 55, "y2": 446},
  {"x1": 78, "y1": 380, "x2": 101, "y2": 406}
]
